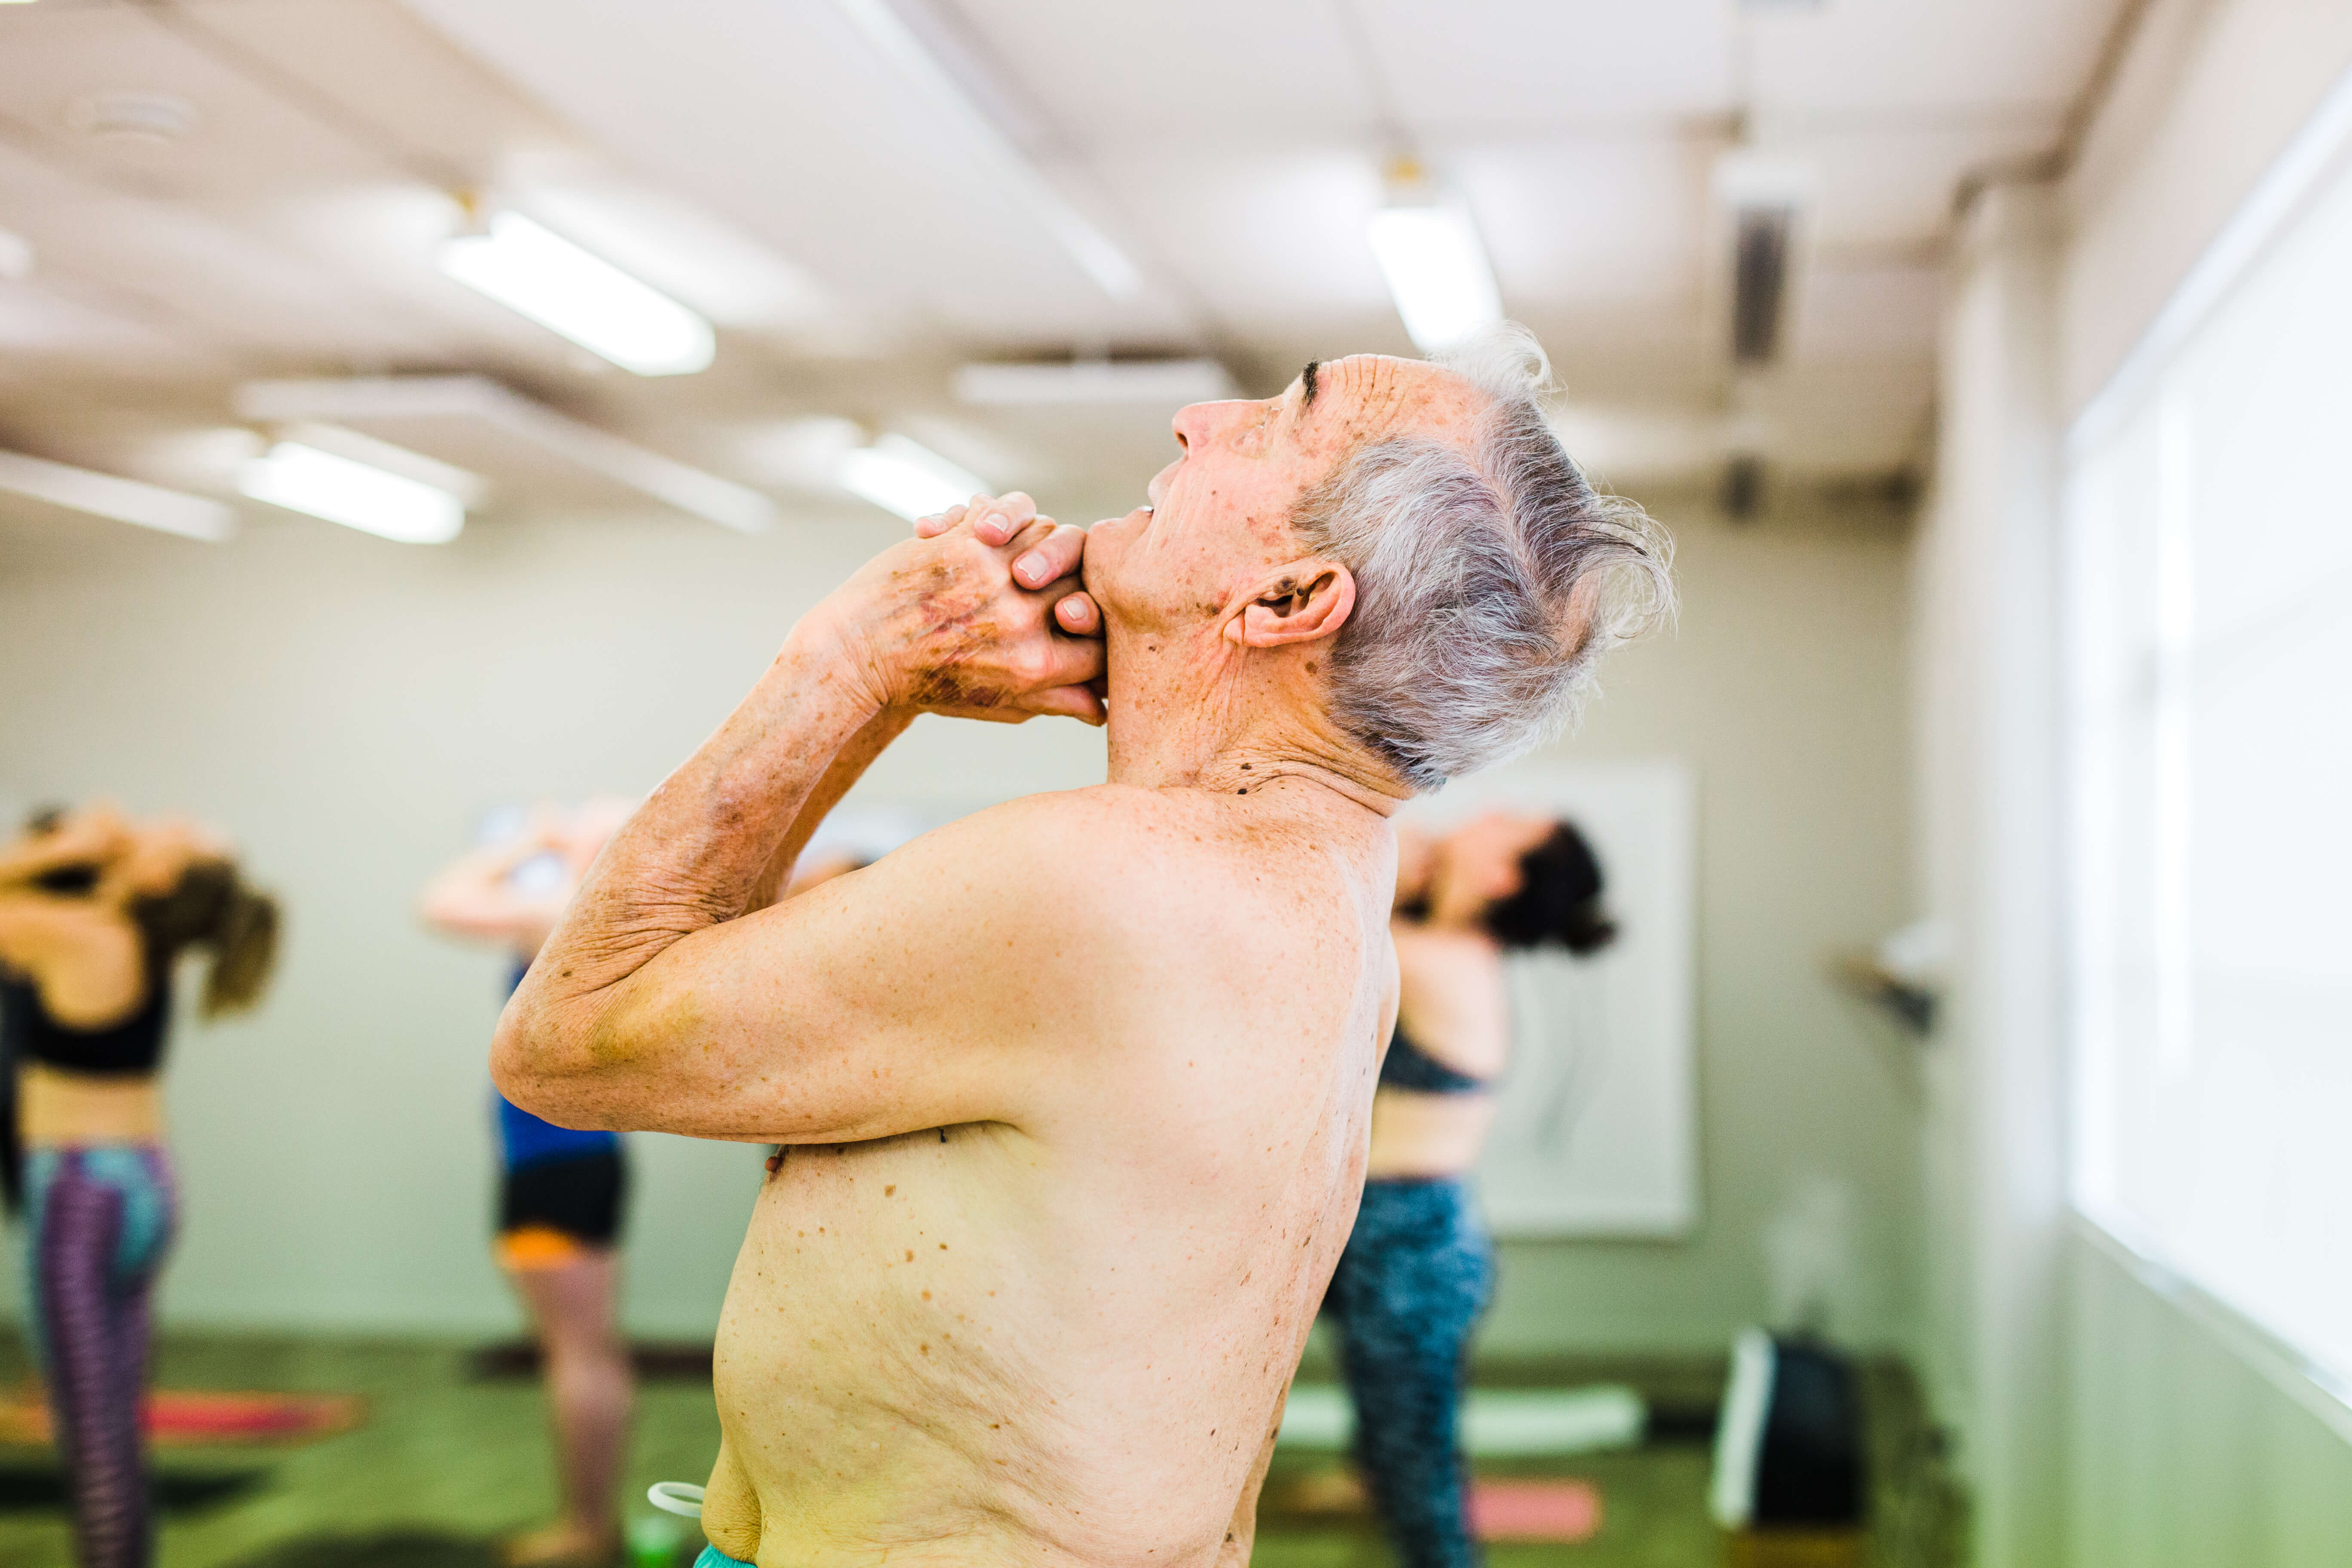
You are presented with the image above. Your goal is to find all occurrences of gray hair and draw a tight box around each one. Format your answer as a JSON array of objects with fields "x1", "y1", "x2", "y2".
[{"x1": 1291, "y1": 324, "x2": 1674, "y2": 792}]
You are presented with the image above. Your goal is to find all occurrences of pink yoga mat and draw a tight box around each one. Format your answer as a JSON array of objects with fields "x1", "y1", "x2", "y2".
[
  {"x1": 1468, "y1": 1479, "x2": 1605, "y2": 1543},
  {"x1": 0, "y1": 1391, "x2": 367, "y2": 1448}
]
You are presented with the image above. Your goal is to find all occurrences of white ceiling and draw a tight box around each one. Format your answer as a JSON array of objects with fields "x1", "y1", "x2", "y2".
[{"x1": 0, "y1": 0, "x2": 2130, "y2": 552}]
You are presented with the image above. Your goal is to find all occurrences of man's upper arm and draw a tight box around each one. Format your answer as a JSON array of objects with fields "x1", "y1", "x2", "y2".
[{"x1": 498, "y1": 793, "x2": 1139, "y2": 1145}]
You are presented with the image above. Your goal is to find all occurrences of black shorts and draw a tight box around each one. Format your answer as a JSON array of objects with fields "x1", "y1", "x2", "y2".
[{"x1": 497, "y1": 1149, "x2": 626, "y2": 1249}]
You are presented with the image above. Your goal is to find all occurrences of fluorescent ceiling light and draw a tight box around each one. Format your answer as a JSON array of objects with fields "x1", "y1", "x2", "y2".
[
  {"x1": 279, "y1": 422, "x2": 486, "y2": 505},
  {"x1": 236, "y1": 376, "x2": 775, "y2": 533},
  {"x1": 1369, "y1": 199, "x2": 1504, "y2": 354},
  {"x1": 239, "y1": 441, "x2": 464, "y2": 544},
  {"x1": 954, "y1": 358, "x2": 1236, "y2": 407},
  {"x1": 518, "y1": 179, "x2": 827, "y2": 332},
  {"x1": 838, "y1": 435, "x2": 986, "y2": 522},
  {"x1": 439, "y1": 211, "x2": 715, "y2": 376},
  {"x1": 0, "y1": 450, "x2": 233, "y2": 541}
]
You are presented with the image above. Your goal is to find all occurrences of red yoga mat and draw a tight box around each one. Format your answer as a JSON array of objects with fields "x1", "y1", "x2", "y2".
[
  {"x1": 1273, "y1": 1470, "x2": 1605, "y2": 1545},
  {"x1": 0, "y1": 1391, "x2": 366, "y2": 1448},
  {"x1": 1468, "y1": 1479, "x2": 1605, "y2": 1543}
]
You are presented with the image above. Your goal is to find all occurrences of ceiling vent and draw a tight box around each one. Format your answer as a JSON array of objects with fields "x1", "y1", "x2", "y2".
[
  {"x1": 1730, "y1": 205, "x2": 1794, "y2": 366},
  {"x1": 66, "y1": 92, "x2": 200, "y2": 146}
]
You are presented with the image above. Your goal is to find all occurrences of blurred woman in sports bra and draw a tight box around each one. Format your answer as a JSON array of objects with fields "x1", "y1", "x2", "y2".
[
  {"x1": 1323, "y1": 810, "x2": 1616, "y2": 1568},
  {"x1": 420, "y1": 799, "x2": 632, "y2": 1568},
  {"x1": 0, "y1": 805, "x2": 279, "y2": 1568}
]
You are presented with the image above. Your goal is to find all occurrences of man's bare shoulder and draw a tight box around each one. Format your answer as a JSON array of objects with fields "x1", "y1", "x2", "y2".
[
  {"x1": 875, "y1": 784, "x2": 1283, "y2": 972},
  {"x1": 959, "y1": 782, "x2": 1227, "y2": 861},
  {"x1": 898, "y1": 784, "x2": 1234, "y2": 912}
]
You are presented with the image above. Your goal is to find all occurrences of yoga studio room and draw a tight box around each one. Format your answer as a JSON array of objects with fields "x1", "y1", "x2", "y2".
[{"x1": 1, "y1": 1, "x2": 2348, "y2": 1566}]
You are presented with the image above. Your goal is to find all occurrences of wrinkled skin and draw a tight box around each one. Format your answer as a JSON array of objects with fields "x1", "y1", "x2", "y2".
[{"x1": 497, "y1": 357, "x2": 1499, "y2": 1568}]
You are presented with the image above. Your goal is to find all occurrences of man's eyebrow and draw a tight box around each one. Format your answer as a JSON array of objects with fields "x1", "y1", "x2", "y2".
[{"x1": 1300, "y1": 361, "x2": 1320, "y2": 407}]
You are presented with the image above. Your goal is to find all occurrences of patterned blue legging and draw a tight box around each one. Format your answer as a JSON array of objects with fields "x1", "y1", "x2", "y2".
[
  {"x1": 1324, "y1": 1176, "x2": 1495, "y2": 1568},
  {"x1": 23, "y1": 1144, "x2": 176, "y2": 1568}
]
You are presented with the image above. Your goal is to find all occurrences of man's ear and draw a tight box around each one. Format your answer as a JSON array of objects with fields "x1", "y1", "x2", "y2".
[{"x1": 1222, "y1": 561, "x2": 1357, "y2": 649}]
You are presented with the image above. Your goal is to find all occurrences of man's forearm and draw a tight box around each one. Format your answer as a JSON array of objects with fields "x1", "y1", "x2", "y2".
[
  {"x1": 743, "y1": 704, "x2": 915, "y2": 912},
  {"x1": 512, "y1": 624, "x2": 888, "y2": 1035}
]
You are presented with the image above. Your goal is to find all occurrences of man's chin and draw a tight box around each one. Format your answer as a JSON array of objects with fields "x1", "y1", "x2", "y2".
[{"x1": 1079, "y1": 514, "x2": 1136, "y2": 583}]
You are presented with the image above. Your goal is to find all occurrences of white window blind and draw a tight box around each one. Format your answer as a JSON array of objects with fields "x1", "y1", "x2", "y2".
[{"x1": 2066, "y1": 117, "x2": 2352, "y2": 1382}]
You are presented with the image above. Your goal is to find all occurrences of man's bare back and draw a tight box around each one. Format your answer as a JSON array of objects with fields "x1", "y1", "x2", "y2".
[
  {"x1": 498, "y1": 345, "x2": 1664, "y2": 1568},
  {"x1": 701, "y1": 784, "x2": 1392, "y2": 1565}
]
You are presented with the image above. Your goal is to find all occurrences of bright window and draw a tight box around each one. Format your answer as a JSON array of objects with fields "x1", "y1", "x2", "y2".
[{"x1": 2065, "y1": 112, "x2": 2352, "y2": 1381}]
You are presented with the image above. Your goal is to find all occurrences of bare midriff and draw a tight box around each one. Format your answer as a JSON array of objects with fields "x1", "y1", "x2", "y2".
[
  {"x1": 18, "y1": 1063, "x2": 165, "y2": 1145},
  {"x1": 1363, "y1": 1086, "x2": 1497, "y2": 1179}
]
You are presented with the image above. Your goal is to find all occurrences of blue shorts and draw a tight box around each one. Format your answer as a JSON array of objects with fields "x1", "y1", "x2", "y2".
[
  {"x1": 695, "y1": 1549, "x2": 751, "y2": 1568},
  {"x1": 495, "y1": 962, "x2": 618, "y2": 1173}
]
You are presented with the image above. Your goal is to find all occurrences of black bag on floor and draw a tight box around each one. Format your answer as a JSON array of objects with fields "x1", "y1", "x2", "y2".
[{"x1": 1709, "y1": 1329, "x2": 1865, "y2": 1528}]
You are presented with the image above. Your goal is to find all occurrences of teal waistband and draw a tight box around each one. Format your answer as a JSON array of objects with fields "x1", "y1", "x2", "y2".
[{"x1": 695, "y1": 1547, "x2": 753, "y2": 1568}]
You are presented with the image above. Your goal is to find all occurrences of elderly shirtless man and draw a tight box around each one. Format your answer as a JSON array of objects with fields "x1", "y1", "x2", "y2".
[{"x1": 496, "y1": 328, "x2": 1669, "y2": 1568}]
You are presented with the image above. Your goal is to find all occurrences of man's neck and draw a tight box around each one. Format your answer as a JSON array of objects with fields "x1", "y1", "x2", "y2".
[{"x1": 1100, "y1": 625, "x2": 1406, "y2": 818}]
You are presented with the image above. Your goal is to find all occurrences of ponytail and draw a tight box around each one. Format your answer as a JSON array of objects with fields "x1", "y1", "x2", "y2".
[
  {"x1": 132, "y1": 860, "x2": 282, "y2": 1019},
  {"x1": 200, "y1": 882, "x2": 280, "y2": 1019},
  {"x1": 1482, "y1": 821, "x2": 1617, "y2": 955}
]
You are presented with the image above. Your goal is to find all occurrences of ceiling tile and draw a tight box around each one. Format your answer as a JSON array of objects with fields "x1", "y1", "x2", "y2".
[
  {"x1": 0, "y1": 278, "x2": 214, "y2": 375},
  {"x1": 0, "y1": 3, "x2": 394, "y2": 201},
  {"x1": 1453, "y1": 135, "x2": 1713, "y2": 310},
  {"x1": 1354, "y1": 0, "x2": 1737, "y2": 130},
  {"x1": 1749, "y1": 0, "x2": 2129, "y2": 120},
  {"x1": 0, "y1": 139, "x2": 440, "y2": 366},
  {"x1": 1091, "y1": 144, "x2": 1393, "y2": 337},
  {"x1": 175, "y1": 0, "x2": 573, "y2": 182},
  {"x1": 946, "y1": 0, "x2": 1376, "y2": 148}
]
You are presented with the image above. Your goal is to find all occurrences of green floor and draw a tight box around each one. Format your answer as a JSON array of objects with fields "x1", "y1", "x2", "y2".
[
  {"x1": 0, "y1": 1334, "x2": 723, "y2": 1568},
  {"x1": 0, "y1": 1337, "x2": 1956, "y2": 1568}
]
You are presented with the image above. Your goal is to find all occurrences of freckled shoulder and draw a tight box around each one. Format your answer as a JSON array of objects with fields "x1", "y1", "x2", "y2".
[
  {"x1": 898, "y1": 785, "x2": 1276, "y2": 965},
  {"x1": 922, "y1": 784, "x2": 1232, "y2": 898}
]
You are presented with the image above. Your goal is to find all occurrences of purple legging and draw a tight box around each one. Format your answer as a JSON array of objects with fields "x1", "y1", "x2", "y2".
[{"x1": 23, "y1": 1145, "x2": 176, "y2": 1568}]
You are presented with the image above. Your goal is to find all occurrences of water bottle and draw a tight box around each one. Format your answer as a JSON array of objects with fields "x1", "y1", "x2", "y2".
[{"x1": 626, "y1": 1513, "x2": 684, "y2": 1568}]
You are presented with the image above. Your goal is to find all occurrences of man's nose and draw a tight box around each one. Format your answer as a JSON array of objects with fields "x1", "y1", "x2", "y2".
[{"x1": 1170, "y1": 399, "x2": 1254, "y2": 453}]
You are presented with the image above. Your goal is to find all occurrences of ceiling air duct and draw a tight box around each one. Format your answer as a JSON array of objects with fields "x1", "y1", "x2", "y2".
[
  {"x1": 1730, "y1": 204, "x2": 1795, "y2": 366},
  {"x1": 1715, "y1": 149, "x2": 1810, "y2": 368}
]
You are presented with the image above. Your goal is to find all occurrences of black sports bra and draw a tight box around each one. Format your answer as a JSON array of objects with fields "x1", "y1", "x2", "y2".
[
  {"x1": 0, "y1": 967, "x2": 172, "y2": 1077},
  {"x1": 1379, "y1": 1021, "x2": 1492, "y2": 1095}
]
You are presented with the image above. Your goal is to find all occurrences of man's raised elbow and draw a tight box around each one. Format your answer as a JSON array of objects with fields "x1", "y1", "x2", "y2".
[{"x1": 490, "y1": 997, "x2": 600, "y2": 1127}]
